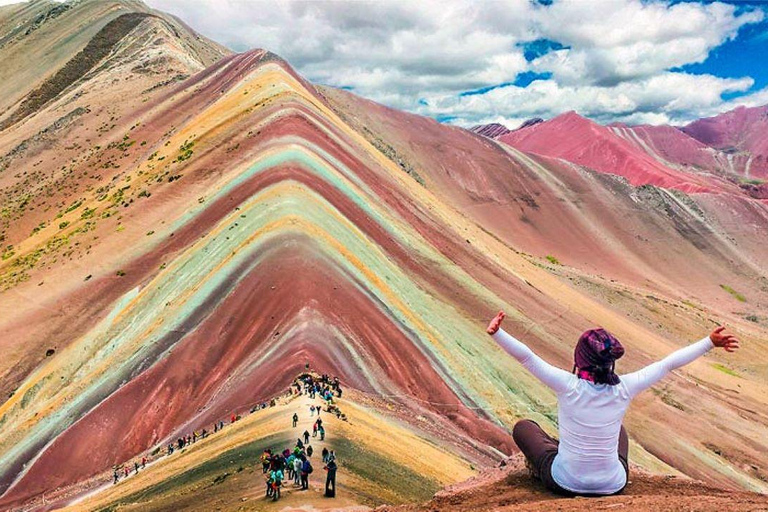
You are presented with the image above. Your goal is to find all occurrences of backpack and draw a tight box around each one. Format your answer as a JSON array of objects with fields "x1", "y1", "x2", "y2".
[{"x1": 306, "y1": 462, "x2": 314, "y2": 474}]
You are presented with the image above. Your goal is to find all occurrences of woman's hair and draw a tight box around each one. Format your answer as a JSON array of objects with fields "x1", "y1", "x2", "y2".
[{"x1": 574, "y1": 328, "x2": 625, "y2": 385}]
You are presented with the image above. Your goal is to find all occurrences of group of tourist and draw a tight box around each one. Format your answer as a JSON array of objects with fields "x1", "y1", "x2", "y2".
[
  {"x1": 263, "y1": 373, "x2": 344, "y2": 501},
  {"x1": 293, "y1": 372, "x2": 348, "y2": 421},
  {"x1": 112, "y1": 457, "x2": 147, "y2": 484},
  {"x1": 111, "y1": 371, "x2": 345, "y2": 501},
  {"x1": 262, "y1": 419, "x2": 338, "y2": 501}
]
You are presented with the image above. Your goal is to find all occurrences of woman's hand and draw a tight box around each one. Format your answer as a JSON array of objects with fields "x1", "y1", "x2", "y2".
[
  {"x1": 710, "y1": 326, "x2": 740, "y2": 352},
  {"x1": 487, "y1": 311, "x2": 506, "y2": 335}
]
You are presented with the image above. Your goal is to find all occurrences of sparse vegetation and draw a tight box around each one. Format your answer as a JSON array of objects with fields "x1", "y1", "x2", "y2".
[
  {"x1": 720, "y1": 284, "x2": 746, "y2": 302},
  {"x1": 545, "y1": 255, "x2": 560, "y2": 265},
  {"x1": 80, "y1": 207, "x2": 97, "y2": 219},
  {"x1": 712, "y1": 363, "x2": 739, "y2": 377},
  {"x1": 175, "y1": 139, "x2": 195, "y2": 162},
  {"x1": 745, "y1": 314, "x2": 759, "y2": 323}
]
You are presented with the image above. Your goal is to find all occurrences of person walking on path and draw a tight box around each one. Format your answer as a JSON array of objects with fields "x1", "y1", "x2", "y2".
[
  {"x1": 292, "y1": 413, "x2": 299, "y2": 428},
  {"x1": 310, "y1": 405, "x2": 315, "y2": 416},
  {"x1": 307, "y1": 445, "x2": 314, "y2": 458},
  {"x1": 301, "y1": 455, "x2": 313, "y2": 490},
  {"x1": 293, "y1": 455, "x2": 302, "y2": 486},
  {"x1": 268, "y1": 467, "x2": 283, "y2": 501},
  {"x1": 313, "y1": 421, "x2": 318, "y2": 437},
  {"x1": 261, "y1": 449, "x2": 271, "y2": 474},
  {"x1": 303, "y1": 430, "x2": 310, "y2": 445},
  {"x1": 113, "y1": 468, "x2": 119, "y2": 485},
  {"x1": 487, "y1": 311, "x2": 740, "y2": 497},
  {"x1": 324, "y1": 457, "x2": 338, "y2": 498},
  {"x1": 319, "y1": 425, "x2": 325, "y2": 441}
]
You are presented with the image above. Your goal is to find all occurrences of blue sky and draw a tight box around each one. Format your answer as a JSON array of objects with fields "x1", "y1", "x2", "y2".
[{"x1": 678, "y1": 12, "x2": 768, "y2": 100}]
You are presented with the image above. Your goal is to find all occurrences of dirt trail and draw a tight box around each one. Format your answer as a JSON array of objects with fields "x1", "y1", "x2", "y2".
[{"x1": 382, "y1": 454, "x2": 768, "y2": 512}]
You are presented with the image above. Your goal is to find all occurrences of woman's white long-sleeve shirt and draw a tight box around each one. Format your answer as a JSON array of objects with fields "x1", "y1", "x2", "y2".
[{"x1": 492, "y1": 328, "x2": 714, "y2": 494}]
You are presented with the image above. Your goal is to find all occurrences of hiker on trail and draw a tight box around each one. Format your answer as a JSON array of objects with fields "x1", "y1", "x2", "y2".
[
  {"x1": 310, "y1": 405, "x2": 315, "y2": 416},
  {"x1": 261, "y1": 449, "x2": 272, "y2": 474},
  {"x1": 322, "y1": 447, "x2": 329, "y2": 463},
  {"x1": 324, "y1": 457, "x2": 338, "y2": 498},
  {"x1": 313, "y1": 421, "x2": 318, "y2": 437},
  {"x1": 293, "y1": 454, "x2": 303, "y2": 485},
  {"x1": 303, "y1": 429, "x2": 311, "y2": 445},
  {"x1": 319, "y1": 425, "x2": 325, "y2": 441},
  {"x1": 293, "y1": 412, "x2": 299, "y2": 428},
  {"x1": 301, "y1": 455, "x2": 313, "y2": 490},
  {"x1": 487, "y1": 311, "x2": 740, "y2": 497},
  {"x1": 307, "y1": 445, "x2": 314, "y2": 458},
  {"x1": 297, "y1": 437, "x2": 305, "y2": 450},
  {"x1": 123, "y1": 466, "x2": 129, "y2": 478},
  {"x1": 142, "y1": 456, "x2": 147, "y2": 469},
  {"x1": 286, "y1": 453, "x2": 295, "y2": 480},
  {"x1": 267, "y1": 467, "x2": 283, "y2": 501},
  {"x1": 134, "y1": 461, "x2": 139, "y2": 474},
  {"x1": 113, "y1": 468, "x2": 119, "y2": 484}
]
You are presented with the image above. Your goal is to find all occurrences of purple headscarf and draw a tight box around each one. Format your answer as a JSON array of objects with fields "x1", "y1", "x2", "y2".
[{"x1": 574, "y1": 328, "x2": 625, "y2": 385}]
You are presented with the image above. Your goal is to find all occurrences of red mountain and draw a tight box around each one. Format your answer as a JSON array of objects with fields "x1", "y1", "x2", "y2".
[
  {"x1": 497, "y1": 111, "x2": 731, "y2": 194},
  {"x1": 682, "y1": 105, "x2": 768, "y2": 179}
]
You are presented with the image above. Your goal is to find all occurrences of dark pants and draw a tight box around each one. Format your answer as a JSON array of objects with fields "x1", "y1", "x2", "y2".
[
  {"x1": 512, "y1": 419, "x2": 629, "y2": 497},
  {"x1": 325, "y1": 469, "x2": 336, "y2": 497},
  {"x1": 301, "y1": 473, "x2": 309, "y2": 490}
]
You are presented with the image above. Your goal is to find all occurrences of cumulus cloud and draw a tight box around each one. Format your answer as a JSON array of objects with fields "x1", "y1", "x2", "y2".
[
  {"x1": 143, "y1": 0, "x2": 765, "y2": 126},
  {"x1": 422, "y1": 72, "x2": 757, "y2": 127}
]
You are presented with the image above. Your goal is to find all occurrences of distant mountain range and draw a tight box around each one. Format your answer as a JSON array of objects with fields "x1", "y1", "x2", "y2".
[{"x1": 473, "y1": 105, "x2": 768, "y2": 198}]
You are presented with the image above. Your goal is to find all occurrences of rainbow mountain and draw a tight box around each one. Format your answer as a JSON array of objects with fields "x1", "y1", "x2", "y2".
[{"x1": 0, "y1": 1, "x2": 767, "y2": 510}]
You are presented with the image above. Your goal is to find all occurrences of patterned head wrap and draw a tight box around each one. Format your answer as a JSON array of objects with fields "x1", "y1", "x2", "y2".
[{"x1": 574, "y1": 328, "x2": 624, "y2": 385}]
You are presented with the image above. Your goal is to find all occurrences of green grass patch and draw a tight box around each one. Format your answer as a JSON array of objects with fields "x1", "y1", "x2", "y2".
[
  {"x1": 331, "y1": 437, "x2": 441, "y2": 503},
  {"x1": 545, "y1": 255, "x2": 560, "y2": 265},
  {"x1": 719, "y1": 284, "x2": 746, "y2": 302},
  {"x1": 175, "y1": 139, "x2": 195, "y2": 162},
  {"x1": 712, "y1": 363, "x2": 740, "y2": 377},
  {"x1": 98, "y1": 432, "x2": 287, "y2": 511},
  {"x1": 739, "y1": 177, "x2": 765, "y2": 186}
]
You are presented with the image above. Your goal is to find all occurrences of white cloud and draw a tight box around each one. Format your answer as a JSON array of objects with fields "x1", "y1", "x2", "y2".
[
  {"x1": 532, "y1": 0, "x2": 764, "y2": 86},
  {"x1": 420, "y1": 72, "x2": 758, "y2": 126},
  {"x1": 141, "y1": 0, "x2": 765, "y2": 126}
]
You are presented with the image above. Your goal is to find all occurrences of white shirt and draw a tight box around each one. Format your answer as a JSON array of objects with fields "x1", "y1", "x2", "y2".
[{"x1": 493, "y1": 328, "x2": 714, "y2": 494}]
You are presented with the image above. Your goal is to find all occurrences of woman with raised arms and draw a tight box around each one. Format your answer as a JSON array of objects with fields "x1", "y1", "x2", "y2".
[{"x1": 487, "y1": 311, "x2": 739, "y2": 496}]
